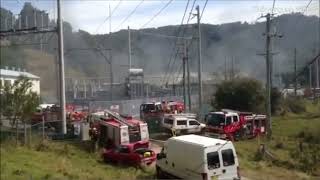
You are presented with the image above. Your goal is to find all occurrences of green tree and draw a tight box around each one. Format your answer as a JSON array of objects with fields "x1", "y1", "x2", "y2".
[
  {"x1": 213, "y1": 78, "x2": 265, "y2": 112},
  {"x1": 1, "y1": 76, "x2": 40, "y2": 145}
]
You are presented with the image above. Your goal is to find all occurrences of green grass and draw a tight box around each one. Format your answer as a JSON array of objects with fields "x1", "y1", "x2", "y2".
[
  {"x1": 235, "y1": 101, "x2": 320, "y2": 180},
  {"x1": 1, "y1": 101, "x2": 319, "y2": 180},
  {"x1": 0, "y1": 139, "x2": 154, "y2": 180}
]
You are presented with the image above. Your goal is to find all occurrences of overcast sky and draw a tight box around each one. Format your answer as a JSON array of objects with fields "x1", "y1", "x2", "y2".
[{"x1": 1, "y1": 0, "x2": 319, "y2": 34}]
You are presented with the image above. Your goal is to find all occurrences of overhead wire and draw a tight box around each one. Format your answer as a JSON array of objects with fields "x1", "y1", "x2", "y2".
[
  {"x1": 140, "y1": 0, "x2": 174, "y2": 29},
  {"x1": 161, "y1": 0, "x2": 192, "y2": 86},
  {"x1": 115, "y1": 0, "x2": 144, "y2": 31},
  {"x1": 94, "y1": 0, "x2": 122, "y2": 34}
]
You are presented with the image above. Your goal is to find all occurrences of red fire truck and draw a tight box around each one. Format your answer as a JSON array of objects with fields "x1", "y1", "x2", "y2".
[
  {"x1": 89, "y1": 109, "x2": 150, "y2": 150},
  {"x1": 140, "y1": 101, "x2": 185, "y2": 120},
  {"x1": 204, "y1": 109, "x2": 266, "y2": 141}
]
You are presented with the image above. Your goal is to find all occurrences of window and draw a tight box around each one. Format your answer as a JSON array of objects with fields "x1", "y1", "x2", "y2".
[
  {"x1": 207, "y1": 151, "x2": 220, "y2": 169},
  {"x1": 177, "y1": 120, "x2": 187, "y2": 125},
  {"x1": 233, "y1": 116, "x2": 239, "y2": 122},
  {"x1": 226, "y1": 117, "x2": 232, "y2": 125},
  {"x1": 207, "y1": 114, "x2": 225, "y2": 126},
  {"x1": 222, "y1": 149, "x2": 235, "y2": 166},
  {"x1": 4, "y1": 80, "x2": 11, "y2": 86},
  {"x1": 189, "y1": 120, "x2": 200, "y2": 126},
  {"x1": 164, "y1": 118, "x2": 173, "y2": 125},
  {"x1": 118, "y1": 146, "x2": 130, "y2": 153},
  {"x1": 143, "y1": 104, "x2": 156, "y2": 112}
]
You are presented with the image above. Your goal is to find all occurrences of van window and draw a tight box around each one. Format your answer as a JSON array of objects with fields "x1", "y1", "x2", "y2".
[
  {"x1": 207, "y1": 152, "x2": 220, "y2": 169},
  {"x1": 222, "y1": 149, "x2": 235, "y2": 166},
  {"x1": 207, "y1": 114, "x2": 225, "y2": 126},
  {"x1": 118, "y1": 146, "x2": 130, "y2": 153},
  {"x1": 233, "y1": 116, "x2": 238, "y2": 122},
  {"x1": 189, "y1": 120, "x2": 200, "y2": 126},
  {"x1": 177, "y1": 120, "x2": 187, "y2": 125},
  {"x1": 226, "y1": 116, "x2": 232, "y2": 125},
  {"x1": 164, "y1": 118, "x2": 173, "y2": 125}
]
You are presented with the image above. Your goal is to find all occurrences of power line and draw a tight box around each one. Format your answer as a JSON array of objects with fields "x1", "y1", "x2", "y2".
[
  {"x1": 162, "y1": 0, "x2": 192, "y2": 86},
  {"x1": 94, "y1": 0, "x2": 122, "y2": 34},
  {"x1": 135, "y1": 30, "x2": 192, "y2": 39},
  {"x1": 181, "y1": 0, "x2": 191, "y2": 24},
  {"x1": 200, "y1": 0, "x2": 208, "y2": 20},
  {"x1": 187, "y1": 0, "x2": 197, "y2": 23},
  {"x1": 304, "y1": 0, "x2": 313, "y2": 14},
  {"x1": 115, "y1": 0, "x2": 144, "y2": 31},
  {"x1": 140, "y1": 0, "x2": 173, "y2": 29},
  {"x1": 271, "y1": 0, "x2": 276, "y2": 14}
]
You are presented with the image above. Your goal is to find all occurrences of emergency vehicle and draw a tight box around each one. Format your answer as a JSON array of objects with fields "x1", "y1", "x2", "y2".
[
  {"x1": 89, "y1": 109, "x2": 150, "y2": 149},
  {"x1": 204, "y1": 109, "x2": 266, "y2": 140}
]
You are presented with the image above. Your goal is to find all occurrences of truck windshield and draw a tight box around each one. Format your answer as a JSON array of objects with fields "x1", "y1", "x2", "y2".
[
  {"x1": 207, "y1": 114, "x2": 225, "y2": 126},
  {"x1": 142, "y1": 104, "x2": 156, "y2": 112}
]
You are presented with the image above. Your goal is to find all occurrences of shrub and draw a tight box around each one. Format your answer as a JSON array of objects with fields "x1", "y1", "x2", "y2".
[
  {"x1": 213, "y1": 78, "x2": 265, "y2": 112},
  {"x1": 282, "y1": 97, "x2": 306, "y2": 114}
]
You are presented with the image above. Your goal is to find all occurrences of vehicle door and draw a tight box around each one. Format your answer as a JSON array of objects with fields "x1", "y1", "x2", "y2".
[
  {"x1": 176, "y1": 119, "x2": 187, "y2": 130},
  {"x1": 162, "y1": 118, "x2": 173, "y2": 129},
  {"x1": 187, "y1": 120, "x2": 202, "y2": 133},
  {"x1": 117, "y1": 146, "x2": 131, "y2": 163},
  {"x1": 207, "y1": 151, "x2": 223, "y2": 179},
  {"x1": 218, "y1": 147, "x2": 239, "y2": 180}
]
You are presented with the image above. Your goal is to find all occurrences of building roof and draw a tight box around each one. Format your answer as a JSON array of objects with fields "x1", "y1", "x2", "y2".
[
  {"x1": 170, "y1": 134, "x2": 228, "y2": 147},
  {"x1": 0, "y1": 69, "x2": 40, "y2": 79}
]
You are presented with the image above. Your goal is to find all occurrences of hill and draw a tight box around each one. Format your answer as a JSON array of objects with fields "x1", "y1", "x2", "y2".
[{"x1": 1, "y1": 3, "x2": 319, "y2": 100}]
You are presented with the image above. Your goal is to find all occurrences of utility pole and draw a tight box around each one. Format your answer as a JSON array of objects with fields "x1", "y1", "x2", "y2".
[
  {"x1": 128, "y1": 26, "x2": 132, "y2": 70},
  {"x1": 109, "y1": 4, "x2": 113, "y2": 101},
  {"x1": 186, "y1": 44, "x2": 192, "y2": 112},
  {"x1": 317, "y1": 58, "x2": 319, "y2": 89},
  {"x1": 294, "y1": 48, "x2": 297, "y2": 96},
  {"x1": 19, "y1": 14, "x2": 21, "y2": 29},
  {"x1": 33, "y1": 10, "x2": 37, "y2": 27},
  {"x1": 224, "y1": 56, "x2": 227, "y2": 81},
  {"x1": 265, "y1": 13, "x2": 272, "y2": 139},
  {"x1": 309, "y1": 64, "x2": 313, "y2": 90},
  {"x1": 183, "y1": 47, "x2": 187, "y2": 112},
  {"x1": 57, "y1": 0, "x2": 66, "y2": 134},
  {"x1": 40, "y1": 13, "x2": 44, "y2": 51},
  {"x1": 196, "y1": 5, "x2": 203, "y2": 116}
]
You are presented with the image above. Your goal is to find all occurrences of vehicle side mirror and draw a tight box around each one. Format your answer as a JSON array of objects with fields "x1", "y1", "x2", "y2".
[{"x1": 157, "y1": 153, "x2": 166, "y2": 160}]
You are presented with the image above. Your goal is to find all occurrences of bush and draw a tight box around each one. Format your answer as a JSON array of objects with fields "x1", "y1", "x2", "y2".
[
  {"x1": 213, "y1": 78, "x2": 282, "y2": 113},
  {"x1": 290, "y1": 143, "x2": 320, "y2": 174},
  {"x1": 213, "y1": 78, "x2": 265, "y2": 112},
  {"x1": 282, "y1": 97, "x2": 306, "y2": 114}
]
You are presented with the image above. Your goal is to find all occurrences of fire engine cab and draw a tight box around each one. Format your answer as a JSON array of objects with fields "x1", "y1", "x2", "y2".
[
  {"x1": 89, "y1": 110, "x2": 149, "y2": 149},
  {"x1": 204, "y1": 109, "x2": 266, "y2": 141}
]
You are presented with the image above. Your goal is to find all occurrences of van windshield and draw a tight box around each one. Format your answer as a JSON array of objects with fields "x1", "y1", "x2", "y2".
[
  {"x1": 207, "y1": 151, "x2": 220, "y2": 169},
  {"x1": 207, "y1": 114, "x2": 225, "y2": 126}
]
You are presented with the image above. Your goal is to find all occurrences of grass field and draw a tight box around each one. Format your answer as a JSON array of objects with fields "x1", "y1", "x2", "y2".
[
  {"x1": 0, "y1": 140, "x2": 154, "y2": 180},
  {"x1": 1, "y1": 102, "x2": 319, "y2": 180}
]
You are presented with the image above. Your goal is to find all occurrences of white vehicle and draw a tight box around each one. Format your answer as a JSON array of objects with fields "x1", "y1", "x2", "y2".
[
  {"x1": 161, "y1": 114, "x2": 206, "y2": 135},
  {"x1": 156, "y1": 135, "x2": 240, "y2": 180}
]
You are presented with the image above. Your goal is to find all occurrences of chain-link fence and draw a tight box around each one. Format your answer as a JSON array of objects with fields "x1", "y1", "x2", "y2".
[{"x1": 88, "y1": 96, "x2": 189, "y2": 118}]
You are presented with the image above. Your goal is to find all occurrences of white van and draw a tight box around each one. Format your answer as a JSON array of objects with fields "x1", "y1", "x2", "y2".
[
  {"x1": 161, "y1": 114, "x2": 206, "y2": 135},
  {"x1": 156, "y1": 135, "x2": 240, "y2": 180}
]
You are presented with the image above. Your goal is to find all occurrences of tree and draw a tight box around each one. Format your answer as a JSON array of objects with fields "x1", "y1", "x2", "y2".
[
  {"x1": 213, "y1": 78, "x2": 265, "y2": 112},
  {"x1": 1, "y1": 76, "x2": 40, "y2": 145}
]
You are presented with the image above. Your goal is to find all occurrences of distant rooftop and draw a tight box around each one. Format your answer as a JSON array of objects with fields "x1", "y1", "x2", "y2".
[{"x1": 0, "y1": 69, "x2": 40, "y2": 79}]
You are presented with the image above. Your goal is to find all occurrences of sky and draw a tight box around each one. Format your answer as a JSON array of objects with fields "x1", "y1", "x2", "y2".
[{"x1": 1, "y1": 0, "x2": 319, "y2": 34}]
